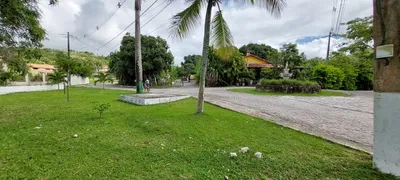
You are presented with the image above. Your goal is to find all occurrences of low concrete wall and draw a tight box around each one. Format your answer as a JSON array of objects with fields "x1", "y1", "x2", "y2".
[
  {"x1": 0, "y1": 84, "x2": 64, "y2": 95},
  {"x1": 70, "y1": 76, "x2": 89, "y2": 85}
]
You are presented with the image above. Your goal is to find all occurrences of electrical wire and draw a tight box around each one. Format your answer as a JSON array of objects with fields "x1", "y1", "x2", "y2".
[
  {"x1": 83, "y1": 0, "x2": 127, "y2": 38},
  {"x1": 141, "y1": 1, "x2": 173, "y2": 28},
  {"x1": 96, "y1": 0, "x2": 160, "y2": 50}
]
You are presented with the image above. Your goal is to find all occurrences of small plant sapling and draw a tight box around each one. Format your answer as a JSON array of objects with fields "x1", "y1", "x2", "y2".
[{"x1": 93, "y1": 103, "x2": 111, "y2": 119}]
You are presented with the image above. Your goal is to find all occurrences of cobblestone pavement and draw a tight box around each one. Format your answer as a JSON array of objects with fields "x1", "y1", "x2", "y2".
[{"x1": 90, "y1": 84, "x2": 374, "y2": 152}]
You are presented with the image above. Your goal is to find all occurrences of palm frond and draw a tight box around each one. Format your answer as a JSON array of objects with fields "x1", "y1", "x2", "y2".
[
  {"x1": 169, "y1": 0, "x2": 205, "y2": 39},
  {"x1": 234, "y1": 0, "x2": 286, "y2": 17},
  {"x1": 211, "y1": 10, "x2": 234, "y2": 60}
]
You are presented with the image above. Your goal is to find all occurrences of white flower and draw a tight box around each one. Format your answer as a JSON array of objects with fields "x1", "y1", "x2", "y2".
[
  {"x1": 240, "y1": 147, "x2": 250, "y2": 153},
  {"x1": 161, "y1": 143, "x2": 165, "y2": 147},
  {"x1": 255, "y1": 152, "x2": 262, "y2": 159},
  {"x1": 73, "y1": 134, "x2": 78, "y2": 138},
  {"x1": 34, "y1": 126, "x2": 41, "y2": 129},
  {"x1": 230, "y1": 152, "x2": 237, "y2": 157}
]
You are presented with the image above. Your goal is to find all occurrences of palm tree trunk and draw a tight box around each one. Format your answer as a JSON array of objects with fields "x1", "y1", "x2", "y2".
[
  {"x1": 135, "y1": 0, "x2": 144, "y2": 94},
  {"x1": 58, "y1": 84, "x2": 59, "y2": 90},
  {"x1": 197, "y1": 0, "x2": 213, "y2": 113}
]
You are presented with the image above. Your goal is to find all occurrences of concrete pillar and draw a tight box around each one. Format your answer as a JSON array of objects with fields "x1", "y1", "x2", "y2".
[
  {"x1": 373, "y1": 0, "x2": 400, "y2": 176},
  {"x1": 25, "y1": 74, "x2": 29, "y2": 85},
  {"x1": 42, "y1": 73, "x2": 46, "y2": 84}
]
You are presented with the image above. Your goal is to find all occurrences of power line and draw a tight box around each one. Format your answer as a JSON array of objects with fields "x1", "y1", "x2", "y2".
[
  {"x1": 83, "y1": 0, "x2": 127, "y2": 38},
  {"x1": 69, "y1": 34, "x2": 99, "y2": 51},
  {"x1": 97, "y1": 0, "x2": 160, "y2": 50},
  {"x1": 148, "y1": 21, "x2": 169, "y2": 35},
  {"x1": 141, "y1": 1, "x2": 173, "y2": 28},
  {"x1": 109, "y1": 1, "x2": 172, "y2": 52},
  {"x1": 334, "y1": 0, "x2": 347, "y2": 35},
  {"x1": 330, "y1": 0, "x2": 338, "y2": 32}
]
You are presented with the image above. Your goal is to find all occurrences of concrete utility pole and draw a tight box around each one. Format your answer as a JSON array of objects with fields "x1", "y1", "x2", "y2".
[
  {"x1": 134, "y1": 0, "x2": 144, "y2": 93},
  {"x1": 67, "y1": 32, "x2": 70, "y2": 101},
  {"x1": 373, "y1": 0, "x2": 400, "y2": 176},
  {"x1": 325, "y1": 31, "x2": 332, "y2": 65}
]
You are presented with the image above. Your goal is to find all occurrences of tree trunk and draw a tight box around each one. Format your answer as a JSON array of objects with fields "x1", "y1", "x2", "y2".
[
  {"x1": 58, "y1": 84, "x2": 59, "y2": 90},
  {"x1": 63, "y1": 81, "x2": 65, "y2": 94},
  {"x1": 103, "y1": 82, "x2": 105, "y2": 89},
  {"x1": 135, "y1": 0, "x2": 144, "y2": 94},
  {"x1": 67, "y1": 71, "x2": 70, "y2": 102},
  {"x1": 197, "y1": 0, "x2": 213, "y2": 113},
  {"x1": 373, "y1": 0, "x2": 400, "y2": 176}
]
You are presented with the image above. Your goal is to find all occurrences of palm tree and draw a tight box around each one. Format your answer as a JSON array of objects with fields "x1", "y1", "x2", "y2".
[
  {"x1": 94, "y1": 72, "x2": 113, "y2": 89},
  {"x1": 170, "y1": 0, "x2": 286, "y2": 113},
  {"x1": 48, "y1": 71, "x2": 67, "y2": 90}
]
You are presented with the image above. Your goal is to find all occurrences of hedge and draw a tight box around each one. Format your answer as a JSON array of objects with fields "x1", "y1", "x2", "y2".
[{"x1": 256, "y1": 79, "x2": 321, "y2": 94}]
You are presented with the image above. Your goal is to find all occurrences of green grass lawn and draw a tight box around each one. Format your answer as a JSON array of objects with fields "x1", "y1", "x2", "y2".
[
  {"x1": 228, "y1": 88, "x2": 351, "y2": 97},
  {"x1": 0, "y1": 88, "x2": 394, "y2": 179}
]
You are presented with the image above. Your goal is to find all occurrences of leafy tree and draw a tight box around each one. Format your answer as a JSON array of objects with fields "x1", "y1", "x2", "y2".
[
  {"x1": 109, "y1": 33, "x2": 174, "y2": 86},
  {"x1": 0, "y1": 0, "x2": 46, "y2": 48},
  {"x1": 298, "y1": 57, "x2": 324, "y2": 80},
  {"x1": 329, "y1": 53, "x2": 358, "y2": 90},
  {"x1": 336, "y1": 16, "x2": 373, "y2": 90},
  {"x1": 55, "y1": 52, "x2": 94, "y2": 101},
  {"x1": 280, "y1": 43, "x2": 305, "y2": 67},
  {"x1": 170, "y1": 0, "x2": 286, "y2": 113},
  {"x1": 339, "y1": 16, "x2": 373, "y2": 54},
  {"x1": 312, "y1": 64, "x2": 345, "y2": 90},
  {"x1": 199, "y1": 47, "x2": 250, "y2": 87},
  {"x1": 94, "y1": 72, "x2": 113, "y2": 89},
  {"x1": 239, "y1": 43, "x2": 279, "y2": 60},
  {"x1": 180, "y1": 55, "x2": 201, "y2": 80},
  {"x1": 48, "y1": 70, "x2": 67, "y2": 90}
]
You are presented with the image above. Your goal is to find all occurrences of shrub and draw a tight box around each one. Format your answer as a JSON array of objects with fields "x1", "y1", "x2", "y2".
[
  {"x1": 260, "y1": 68, "x2": 281, "y2": 79},
  {"x1": 256, "y1": 79, "x2": 321, "y2": 93},
  {"x1": 312, "y1": 64, "x2": 345, "y2": 90},
  {"x1": 329, "y1": 54, "x2": 358, "y2": 90}
]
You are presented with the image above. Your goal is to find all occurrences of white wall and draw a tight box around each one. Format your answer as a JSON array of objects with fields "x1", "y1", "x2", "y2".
[
  {"x1": 0, "y1": 84, "x2": 64, "y2": 95},
  {"x1": 70, "y1": 75, "x2": 89, "y2": 85},
  {"x1": 0, "y1": 75, "x2": 89, "y2": 95},
  {"x1": 374, "y1": 92, "x2": 400, "y2": 176}
]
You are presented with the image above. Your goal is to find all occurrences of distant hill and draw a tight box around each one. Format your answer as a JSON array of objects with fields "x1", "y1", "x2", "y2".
[{"x1": 25, "y1": 48, "x2": 108, "y2": 66}]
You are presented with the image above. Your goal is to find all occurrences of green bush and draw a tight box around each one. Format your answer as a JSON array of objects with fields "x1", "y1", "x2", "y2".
[
  {"x1": 312, "y1": 64, "x2": 345, "y2": 90},
  {"x1": 329, "y1": 53, "x2": 358, "y2": 90},
  {"x1": 260, "y1": 68, "x2": 281, "y2": 79},
  {"x1": 259, "y1": 79, "x2": 319, "y2": 86},
  {"x1": 256, "y1": 79, "x2": 321, "y2": 93}
]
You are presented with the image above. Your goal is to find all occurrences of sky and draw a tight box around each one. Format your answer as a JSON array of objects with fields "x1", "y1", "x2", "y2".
[{"x1": 38, "y1": 0, "x2": 373, "y2": 65}]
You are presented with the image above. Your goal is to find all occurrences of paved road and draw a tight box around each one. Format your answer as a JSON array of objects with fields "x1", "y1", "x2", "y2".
[{"x1": 90, "y1": 83, "x2": 374, "y2": 152}]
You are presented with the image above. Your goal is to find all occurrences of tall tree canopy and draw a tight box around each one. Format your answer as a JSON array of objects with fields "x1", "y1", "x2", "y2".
[
  {"x1": 0, "y1": 0, "x2": 46, "y2": 47},
  {"x1": 109, "y1": 33, "x2": 174, "y2": 86},
  {"x1": 239, "y1": 43, "x2": 279, "y2": 61},
  {"x1": 179, "y1": 54, "x2": 201, "y2": 78},
  {"x1": 280, "y1": 43, "x2": 305, "y2": 67},
  {"x1": 339, "y1": 16, "x2": 373, "y2": 54}
]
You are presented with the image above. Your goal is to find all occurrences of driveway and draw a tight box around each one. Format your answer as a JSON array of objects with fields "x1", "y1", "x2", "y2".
[{"x1": 88, "y1": 83, "x2": 374, "y2": 152}]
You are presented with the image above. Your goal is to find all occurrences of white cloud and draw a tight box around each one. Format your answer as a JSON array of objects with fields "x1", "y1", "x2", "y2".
[{"x1": 38, "y1": 0, "x2": 373, "y2": 64}]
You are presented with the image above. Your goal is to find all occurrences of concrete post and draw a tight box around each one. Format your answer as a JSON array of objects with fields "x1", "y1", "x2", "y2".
[
  {"x1": 42, "y1": 73, "x2": 46, "y2": 84},
  {"x1": 373, "y1": 0, "x2": 400, "y2": 176},
  {"x1": 25, "y1": 74, "x2": 29, "y2": 85}
]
